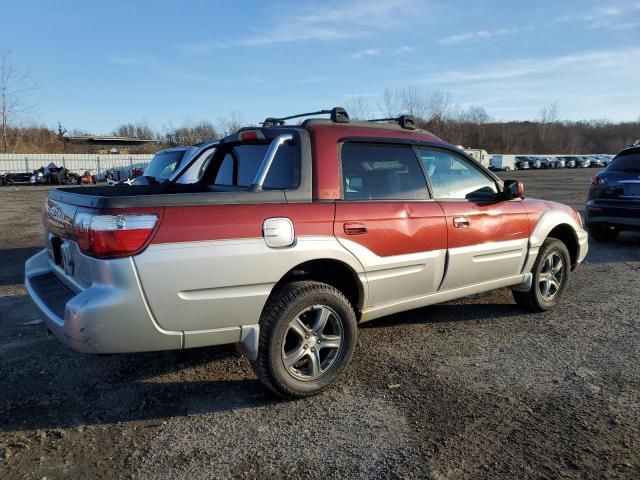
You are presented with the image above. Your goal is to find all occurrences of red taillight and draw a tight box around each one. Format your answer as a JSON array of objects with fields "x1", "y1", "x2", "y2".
[
  {"x1": 73, "y1": 213, "x2": 158, "y2": 258},
  {"x1": 591, "y1": 176, "x2": 606, "y2": 186},
  {"x1": 238, "y1": 130, "x2": 265, "y2": 142}
]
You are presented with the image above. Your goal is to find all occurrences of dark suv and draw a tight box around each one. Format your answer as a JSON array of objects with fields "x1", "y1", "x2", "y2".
[{"x1": 586, "y1": 142, "x2": 640, "y2": 241}]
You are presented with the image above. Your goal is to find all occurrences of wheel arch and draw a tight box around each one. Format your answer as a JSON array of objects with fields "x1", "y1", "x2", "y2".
[
  {"x1": 547, "y1": 223, "x2": 579, "y2": 268},
  {"x1": 267, "y1": 258, "x2": 365, "y2": 319},
  {"x1": 527, "y1": 210, "x2": 584, "y2": 272}
]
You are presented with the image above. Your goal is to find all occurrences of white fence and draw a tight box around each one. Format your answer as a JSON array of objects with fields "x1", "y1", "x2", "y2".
[{"x1": 0, "y1": 154, "x2": 154, "y2": 180}]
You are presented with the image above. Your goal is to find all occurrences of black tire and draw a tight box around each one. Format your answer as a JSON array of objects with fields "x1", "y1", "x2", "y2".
[
  {"x1": 513, "y1": 238, "x2": 571, "y2": 312},
  {"x1": 588, "y1": 224, "x2": 619, "y2": 242},
  {"x1": 253, "y1": 280, "x2": 357, "y2": 398}
]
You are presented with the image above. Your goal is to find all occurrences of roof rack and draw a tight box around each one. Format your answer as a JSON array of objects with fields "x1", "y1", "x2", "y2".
[
  {"x1": 632, "y1": 139, "x2": 640, "y2": 147},
  {"x1": 367, "y1": 115, "x2": 417, "y2": 130},
  {"x1": 262, "y1": 107, "x2": 350, "y2": 126}
]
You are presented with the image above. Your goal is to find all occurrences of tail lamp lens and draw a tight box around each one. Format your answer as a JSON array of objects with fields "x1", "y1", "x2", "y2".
[
  {"x1": 73, "y1": 213, "x2": 158, "y2": 257},
  {"x1": 238, "y1": 130, "x2": 266, "y2": 142}
]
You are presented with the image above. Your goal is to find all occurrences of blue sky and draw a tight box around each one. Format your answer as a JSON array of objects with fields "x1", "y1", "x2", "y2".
[{"x1": 1, "y1": 0, "x2": 639, "y2": 133}]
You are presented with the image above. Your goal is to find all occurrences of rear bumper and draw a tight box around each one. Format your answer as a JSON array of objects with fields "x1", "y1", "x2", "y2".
[
  {"x1": 24, "y1": 249, "x2": 183, "y2": 354},
  {"x1": 585, "y1": 200, "x2": 640, "y2": 230}
]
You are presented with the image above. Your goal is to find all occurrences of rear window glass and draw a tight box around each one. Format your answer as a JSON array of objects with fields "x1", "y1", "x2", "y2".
[
  {"x1": 608, "y1": 152, "x2": 640, "y2": 172},
  {"x1": 212, "y1": 143, "x2": 299, "y2": 189}
]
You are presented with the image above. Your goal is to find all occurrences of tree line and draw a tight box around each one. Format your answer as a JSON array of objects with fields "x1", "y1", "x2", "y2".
[{"x1": 347, "y1": 90, "x2": 639, "y2": 154}]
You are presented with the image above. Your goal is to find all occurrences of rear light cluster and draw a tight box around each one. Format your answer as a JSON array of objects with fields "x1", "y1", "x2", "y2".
[
  {"x1": 238, "y1": 130, "x2": 266, "y2": 142},
  {"x1": 73, "y1": 213, "x2": 158, "y2": 258},
  {"x1": 591, "y1": 175, "x2": 606, "y2": 186}
]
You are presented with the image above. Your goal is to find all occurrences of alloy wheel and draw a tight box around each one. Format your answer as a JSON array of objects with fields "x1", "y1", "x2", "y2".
[
  {"x1": 281, "y1": 305, "x2": 343, "y2": 381},
  {"x1": 538, "y1": 252, "x2": 564, "y2": 301}
]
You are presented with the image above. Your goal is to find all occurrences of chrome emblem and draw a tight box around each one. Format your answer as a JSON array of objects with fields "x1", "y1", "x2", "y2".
[{"x1": 46, "y1": 205, "x2": 66, "y2": 220}]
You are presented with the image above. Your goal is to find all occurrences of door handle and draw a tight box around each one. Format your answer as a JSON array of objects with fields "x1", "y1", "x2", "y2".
[
  {"x1": 453, "y1": 217, "x2": 470, "y2": 228},
  {"x1": 344, "y1": 222, "x2": 367, "y2": 235}
]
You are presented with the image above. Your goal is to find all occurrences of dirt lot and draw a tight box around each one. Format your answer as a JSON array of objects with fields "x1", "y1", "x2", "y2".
[{"x1": 1, "y1": 169, "x2": 639, "y2": 479}]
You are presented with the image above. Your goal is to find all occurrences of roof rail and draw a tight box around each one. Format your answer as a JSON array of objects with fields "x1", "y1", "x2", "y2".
[
  {"x1": 632, "y1": 139, "x2": 640, "y2": 147},
  {"x1": 367, "y1": 115, "x2": 417, "y2": 130},
  {"x1": 262, "y1": 107, "x2": 350, "y2": 126}
]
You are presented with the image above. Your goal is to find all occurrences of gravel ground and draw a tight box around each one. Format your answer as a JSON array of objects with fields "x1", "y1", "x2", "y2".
[{"x1": 1, "y1": 169, "x2": 639, "y2": 479}]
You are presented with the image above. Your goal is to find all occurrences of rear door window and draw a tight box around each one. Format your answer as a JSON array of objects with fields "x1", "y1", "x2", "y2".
[{"x1": 341, "y1": 143, "x2": 429, "y2": 200}]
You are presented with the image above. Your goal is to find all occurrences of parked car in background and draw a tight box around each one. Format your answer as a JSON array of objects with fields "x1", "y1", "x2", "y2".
[
  {"x1": 591, "y1": 155, "x2": 612, "y2": 167},
  {"x1": 525, "y1": 156, "x2": 542, "y2": 169},
  {"x1": 555, "y1": 158, "x2": 566, "y2": 168},
  {"x1": 579, "y1": 157, "x2": 592, "y2": 168},
  {"x1": 586, "y1": 142, "x2": 640, "y2": 241},
  {"x1": 515, "y1": 156, "x2": 530, "y2": 170}
]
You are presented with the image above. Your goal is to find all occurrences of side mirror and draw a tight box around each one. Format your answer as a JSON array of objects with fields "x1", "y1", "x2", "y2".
[{"x1": 502, "y1": 179, "x2": 525, "y2": 200}]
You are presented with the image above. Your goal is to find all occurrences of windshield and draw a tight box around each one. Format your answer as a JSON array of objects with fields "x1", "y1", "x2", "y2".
[
  {"x1": 143, "y1": 150, "x2": 187, "y2": 182},
  {"x1": 608, "y1": 152, "x2": 640, "y2": 172}
]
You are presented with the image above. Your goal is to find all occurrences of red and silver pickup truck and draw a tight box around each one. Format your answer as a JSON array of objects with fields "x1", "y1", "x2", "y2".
[{"x1": 25, "y1": 108, "x2": 588, "y2": 397}]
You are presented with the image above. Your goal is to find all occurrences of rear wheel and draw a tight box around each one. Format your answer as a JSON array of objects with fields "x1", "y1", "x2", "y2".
[
  {"x1": 588, "y1": 224, "x2": 619, "y2": 242},
  {"x1": 253, "y1": 281, "x2": 357, "y2": 398},
  {"x1": 513, "y1": 238, "x2": 571, "y2": 312}
]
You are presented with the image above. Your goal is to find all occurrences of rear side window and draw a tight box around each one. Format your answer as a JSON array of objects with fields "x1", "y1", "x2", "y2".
[
  {"x1": 212, "y1": 143, "x2": 299, "y2": 189},
  {"x1": 341, "y1": 143, "x2": 429, "y2": 200},
  {"x1": 608, "y1": 152, "x2": 640, "y2": 172},
  {"x1": 416, "y1": 147, "x2": 497, "y2": 199}
]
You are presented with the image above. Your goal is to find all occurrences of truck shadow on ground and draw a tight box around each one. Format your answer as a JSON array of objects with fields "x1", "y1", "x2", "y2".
[
  {"x1": 1, "y1": 295, "x2": 523, "y2": 433},
  {"x1": 360, "y1": 301, "x2": 520, "y2": 330},
  {"x1": 0, "y1": 342, "x2": 286, "y2": 433}
]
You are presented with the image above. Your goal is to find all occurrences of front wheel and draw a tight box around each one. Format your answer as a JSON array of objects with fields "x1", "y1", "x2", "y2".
[
  {"x1": 513, "y1": 238, "x2": 571, "y2": 312},
  {"x1": 253, "y1": 281, "x2": 357, "y2": 398}
]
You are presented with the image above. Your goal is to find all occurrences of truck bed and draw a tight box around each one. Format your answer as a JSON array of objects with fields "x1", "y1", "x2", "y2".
[{"x1": 49, "y1": 184, "x2": 288, "y2": 208}]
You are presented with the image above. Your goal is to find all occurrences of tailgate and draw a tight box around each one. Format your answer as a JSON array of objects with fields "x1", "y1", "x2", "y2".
[{"x1": 43, "y1": 197, "x2": 94, "y2": 290}]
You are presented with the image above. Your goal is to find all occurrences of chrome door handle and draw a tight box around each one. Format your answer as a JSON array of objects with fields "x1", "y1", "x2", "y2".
[
  {"x1": 453, "y1": 217, "x2": 470, "y2": 228},
  {"x1": 344, "y1": 222, "x2": 367, "y2": 235}
]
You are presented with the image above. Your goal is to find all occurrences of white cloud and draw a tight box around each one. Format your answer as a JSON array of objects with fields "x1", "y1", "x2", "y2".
[
  {"x1": 241, "y1": 0, "x2": 424, "y2": 46},
  {"x1": 351, "y1": 48, "x2": 382, "y2": 59},
  {"x1": 429, "y1": 47, "x2": 640, "y2": 83},
  {"x1": 350, "y1": 45, "x2": 415, "y2": 59},
  {"x1": 557, "y1": 2, "x2": 640, "y2": 28},
  {"x1": 417, "y1": 47, "x2": 640, "y2": 119},
  {"x1": 176, "y1": 0, "x2": 426, "y2": 52},
  {"x1": 439, "y1": 28, "x2": 518, "y2": 45}
]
